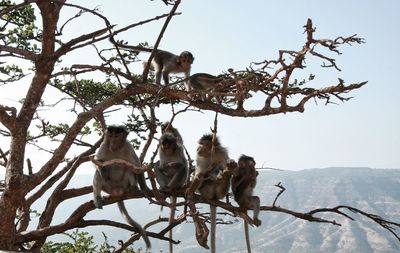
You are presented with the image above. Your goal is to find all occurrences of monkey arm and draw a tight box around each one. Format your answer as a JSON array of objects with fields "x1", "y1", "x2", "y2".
[
  {"x1": 215, "y1": 161, "x2": 236, "y2": 181},
  {"x1": 167, "y1": 168, "x2": 186, "y2": 189},
  {"x1": 90, "y1": 156, "x2": 150, "y2": 174}
]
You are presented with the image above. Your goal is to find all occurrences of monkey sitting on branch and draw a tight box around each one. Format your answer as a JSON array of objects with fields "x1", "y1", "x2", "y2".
[
  {"x1": 231, "y1": 154, "x2": 261, "y2": 253},
  {"x1": 155, "y1": 122, "x2": 189, "y2": 253},
  {"x1": 91, "y1": 125, "x2": 151, "y2": 252},
  {"x1": 155, "y1": 122, "x2": 188, "y2": 193},
  {"x1": 189, "y1": 133, "x2": 236, "y2": 253}
]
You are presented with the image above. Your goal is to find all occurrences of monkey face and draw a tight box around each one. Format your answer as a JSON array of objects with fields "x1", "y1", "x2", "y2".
[
  {"x1": 106, "y1": 126, "x2": 128, "y2": 152},
  {"x1": 238, "y1": 155, "x2": 256, "y2": 169},
  {"x1": 238, "y1": 159, "x2": 256, "y2": 169},
  {"x1": 160, "y1": 135, "x2": 177, "y2": 155},
  {"x1": 196, "y1": 140, "x2": 211, "y2": 157},
  {"x1": 179, "y1": 51, "x2": 194, "y2": 68}
]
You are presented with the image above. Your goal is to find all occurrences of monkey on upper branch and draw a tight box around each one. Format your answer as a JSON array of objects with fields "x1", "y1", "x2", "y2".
[
  {"x1": 111, "y1": 38, "x2": 194, "y2": 86},
  {"x1": 185, "y1": 73, "x2": 223, "y2": 101}
]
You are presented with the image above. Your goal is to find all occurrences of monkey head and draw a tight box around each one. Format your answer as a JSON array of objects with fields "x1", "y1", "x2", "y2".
[
  {"x1": 105, "y1": 125, "x2": 128, "y2": 152},
  {"x1": 178, "y1": 51, "x2": 194, "y2": 69},
  {"x1": 196, "y1": 134, "x2": 221, "y2": 157},
  {"x1": 160, "y1": 133, "x2": 178, "y2": 156},
  {"x1": 235, "y1": 154, "x2": 258, "y2": 183},
  {"x1": 238, "y1": 154, "x2": 256, "y2": 168}
]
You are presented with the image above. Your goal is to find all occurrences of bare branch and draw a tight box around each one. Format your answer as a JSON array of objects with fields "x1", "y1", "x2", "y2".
[
  {"x1": 0, "y1": 45, "x2": 38, "y2": 61},
  {"x1": 272, "y1": 182, "x2": 285, "y2": 207},
  {"x1": 0, "y1": 105, "x2": 17, "y2": 131}
]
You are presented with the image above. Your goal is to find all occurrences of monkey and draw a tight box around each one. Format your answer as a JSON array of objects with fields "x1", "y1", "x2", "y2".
[
  {"x1": 92, "y1": 125, "x2": 151, "y2": 252},
  {"x1": 160, "y1": 121, "x2": 184, "y2": 146},
  {"x1": 155, "y1": 122, "x2": 189, "y2": 253},
  {"x1": 231, "y1": 154, "x2": 261, "y2": 253},
  {"x1": 185, "y1": 73, "x2": 223, "y2": 101},
  {"x1": 192, "y1": 134, "x2": 234, "y2": 253},
  {"x1": 111, "y1": 39, "x2": 194, "y2": 86},
  {"x1": 150, "y1": 50, "x2": 194, "y2": 86},
  {"x1": 186, "y1": 73, "x2": 222, "y2": 91},
  {"x1": 156, "y1": 122, "x2": 188, "y2": 192},
  {"x1": 195, "y1": 134, "x2": 230, "y2": 199}
]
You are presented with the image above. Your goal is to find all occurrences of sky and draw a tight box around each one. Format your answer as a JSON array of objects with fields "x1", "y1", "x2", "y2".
[{"x1": 1, "y1": 0, "x2": 400, "y2": 171}]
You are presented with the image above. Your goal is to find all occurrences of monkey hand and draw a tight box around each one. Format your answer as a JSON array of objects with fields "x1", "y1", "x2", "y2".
[{"x1": 226, "y1": 159, "x2": 237, "y2": 170}]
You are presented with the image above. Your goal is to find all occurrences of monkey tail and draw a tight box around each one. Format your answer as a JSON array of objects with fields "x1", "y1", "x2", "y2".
[
  {"x1": 117, "y1": 201, "x2": 151, "y2": 252},
  {"x1": 244, "y1": 221, "x2": 252, "y2": 253},
  {"x1": 210, "y1": 205, "x2": 217, "y2": 253},
  {"x1": 169, "y1": 196, "x2": 176, "y2": 253}
]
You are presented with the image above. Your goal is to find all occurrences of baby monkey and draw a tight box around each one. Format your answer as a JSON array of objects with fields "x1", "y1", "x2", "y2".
[{"x1": 231, "y1": 154, "x2": 261, "y2": 253}]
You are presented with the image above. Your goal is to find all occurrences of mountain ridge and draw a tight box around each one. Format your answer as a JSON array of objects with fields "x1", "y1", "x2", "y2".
[{"x1": 2, "y1": 167, "x2": 399, "y2": 252}]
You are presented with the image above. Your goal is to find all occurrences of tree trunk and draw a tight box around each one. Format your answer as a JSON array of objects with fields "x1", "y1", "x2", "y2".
[{"x1": 0, "y1": 1, "x2": 62, "y2": 250}]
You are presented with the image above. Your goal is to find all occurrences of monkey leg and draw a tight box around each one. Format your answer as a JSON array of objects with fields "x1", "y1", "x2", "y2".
[
  {"x1": 162, "y1": 71, "x2": 170, "y2": 85},
  {"x1": 154, "y1": 71, "x2": 161, "y2": 84},
  {"x1": 154, "y1": 165, "x2": 170, "y2": 192},
  {"x1": 166, "y1": 163, "x2": 186, "y2": 190}
]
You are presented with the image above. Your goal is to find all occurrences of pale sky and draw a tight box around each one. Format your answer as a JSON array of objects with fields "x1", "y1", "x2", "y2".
[{"x1": 1, "y1": 0, "x2": 399, "y2": 171}]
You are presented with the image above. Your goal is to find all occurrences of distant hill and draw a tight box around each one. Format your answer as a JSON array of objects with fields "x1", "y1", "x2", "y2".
[
  {"x1": 17, "y1": 167, "x2": 400, "y2": 252},
  {"x1": 164, "y1": 167, "x2": 400, "y2": 253}
]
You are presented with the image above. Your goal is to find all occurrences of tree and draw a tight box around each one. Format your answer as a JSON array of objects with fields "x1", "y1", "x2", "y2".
[{"x1": 0, "y1": 0, "x2": 398, "y2": 252}]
